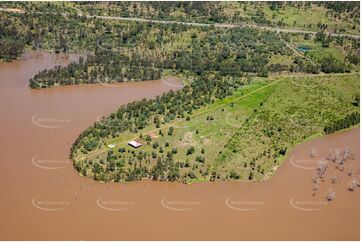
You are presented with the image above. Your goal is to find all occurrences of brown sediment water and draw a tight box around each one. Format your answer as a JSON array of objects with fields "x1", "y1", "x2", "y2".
[{"x1": 0, "y1": 51, "x2": 359, "y2": 240}]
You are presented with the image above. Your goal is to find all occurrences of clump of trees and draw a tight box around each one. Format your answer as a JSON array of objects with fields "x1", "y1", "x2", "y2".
[
  {"x1": 324, "y1": 112, "x2": 360, "y2": 134},
  {"x1": 320, "y1": 56, "x2": 351, "y2": 73},
  {"x1": 0, "y1": 14, "x2": 26, "y2": 61},
  {"x1": 29, "y1": 50, "x2": 162, "y2": 88}
]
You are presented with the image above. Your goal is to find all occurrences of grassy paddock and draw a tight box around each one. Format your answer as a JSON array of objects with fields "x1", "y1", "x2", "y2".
[{"x1": 216, "y1": 74, "x2": 359, "y2": 181}]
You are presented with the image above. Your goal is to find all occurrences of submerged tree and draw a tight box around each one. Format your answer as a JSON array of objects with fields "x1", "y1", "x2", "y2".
[
  {"x1": 348, "y1": 179, "x2": 357, "y2": 191},
  {"x1": 327, "y1": 189, "x2": 336, "y2": 201}
]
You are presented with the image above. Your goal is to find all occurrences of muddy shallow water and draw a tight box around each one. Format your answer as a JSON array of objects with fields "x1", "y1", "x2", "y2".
[{"x1": 0, "y1": 51, "x2": 359, "y2": 240}]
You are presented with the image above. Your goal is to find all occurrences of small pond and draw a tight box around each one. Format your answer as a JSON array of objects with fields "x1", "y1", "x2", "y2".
[{"x1": 298, "y1": 46, "x2": 312, "y2": 53}]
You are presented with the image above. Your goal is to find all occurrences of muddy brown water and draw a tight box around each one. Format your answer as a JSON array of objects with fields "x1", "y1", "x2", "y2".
[{"x1": 0, "y1": 51, "x2": 359, "y2": 240}]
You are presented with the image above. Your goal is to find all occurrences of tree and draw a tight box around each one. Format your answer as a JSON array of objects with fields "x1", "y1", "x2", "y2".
[
  {"x1": 230, "y1": 170, "x2": 240, "y2": 179},
  {"x1": 248, "y1": 172, "x2": 254, "y2": 180},
  {"x1": 186, "y1": 147, "x2": 195, "y2": 155},
  {"x1": 152, "y1": 141, "x2": 159, "y2": 149},
  {"x1": 195, "y1": 156, "x2": 205, "y2": 163},
  {"x1": 168, "y1": 126, "x2": 174, "y2": 135}
]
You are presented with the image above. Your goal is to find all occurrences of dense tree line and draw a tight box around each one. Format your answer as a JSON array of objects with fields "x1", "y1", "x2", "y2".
[
  {"x1": 28, "y1": 24, "x2": 296, "y2": 88},
  {"x1": 0, "y1": 14, "x2": 26, "y2": 61},
  {"x1": 319, "y1": 1, "x2": 360, "y2": 14},
  {"x1": 324, "y1": 112, "x2": 360, "y2": 134},
  {"x1": 320, "y1": 56, "x2": 352, "y2": 73},
  {"x1": 29, "y1": 51, "x2": 162, "y2": 88}
]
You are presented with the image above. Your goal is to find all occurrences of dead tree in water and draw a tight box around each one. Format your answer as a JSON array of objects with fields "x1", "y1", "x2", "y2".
[
  {"x1": 334, "y1": 149, "x2": 340, "y2": 163},
  {"x1": 310, "y1": 147, "x2": 316, "y2": 158},
  {"x1": 331, "y1": 174, "x2": 341, "y2": 184},
  {"x1": 342, "y1": 146, "x2": 354, "y2": 161},
  {"x1": 337, "y1": 163, "x2": 344, "y2": 172},
  {"x1": 312, "y1": 183, "x2": 319, "y2": 196},
  {"x1": 348, "y1": 179, "x2": 357, "y2": 191},
  {"x1": 325, "y1": 149, "x2": 332, "y2": 161},
  {"x1": 327, "y1": 189, "x2": 336, "y2": 201},
  {"x1": 347, "y1": 166, "x2": 353, "y2": 176},
  {"x1": 312, "y1": 173, "x2": 319, "y2": 184},
  {"x1": 317, "y1": 160, "x2": 328, "y2": 181}
]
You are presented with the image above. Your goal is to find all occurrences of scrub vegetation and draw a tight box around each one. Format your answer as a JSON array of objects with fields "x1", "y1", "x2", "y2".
[
  {"x1": 0, "y1": 2, "x2": 359, "y2": 88},
  {"x1": 71, "y1": 74, "x2": 359, "y2": 183},
  {"x1": 70, "y1": 1, "x2": 360, "y2": 35}
]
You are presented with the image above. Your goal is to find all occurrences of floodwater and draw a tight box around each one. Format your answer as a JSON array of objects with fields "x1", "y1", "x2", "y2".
[
  {"x1": 0, "y1": 51, "x2": 359, "y2": 240},
  {"x1": 298, "y1": 46, "x2": 312, "y2": 53}
]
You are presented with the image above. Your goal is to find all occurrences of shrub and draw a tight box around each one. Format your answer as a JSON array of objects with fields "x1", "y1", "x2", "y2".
[
  {"x1": 152, "y1": 141, "x2": 159, "y2": 149},
  {"x1": 230, "y1": 170, "x2": 240, "y2": 179},
  {"x1": 168, "y1": 126, "x2": 174, "y2": 136},
  {"x1": 195, "y1": 156, "x2": 205, "y2": 163},
  {"x1": 186, "y1": 147, "x2": 195, "y2": 155}
]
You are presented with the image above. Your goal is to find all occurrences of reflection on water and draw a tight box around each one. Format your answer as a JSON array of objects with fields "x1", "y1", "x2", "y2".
[{"x1": 298, "y1": 46, "x2": 312, "y2": 53}]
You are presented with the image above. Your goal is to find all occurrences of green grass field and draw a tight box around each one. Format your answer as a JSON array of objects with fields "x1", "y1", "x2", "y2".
[{"x1": 216, "y1": 74, "x2": 359, "y2": 181}]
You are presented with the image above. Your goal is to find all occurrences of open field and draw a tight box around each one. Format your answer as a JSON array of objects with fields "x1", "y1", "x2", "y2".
[
  {"x1": 73, "y1": 73, "x2": 359, "y2": 183},
  {"x1": 217, "y1": 74, "x2": 359, "y2": 180}
]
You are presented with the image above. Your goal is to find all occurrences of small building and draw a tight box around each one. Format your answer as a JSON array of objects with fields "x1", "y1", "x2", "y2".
[
  {"x1": 108, "y1": 144, "x2": 115, "y2": 148},
  {"x1": 128, "y1": 140, "x2": 143, "y2": 148}
]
